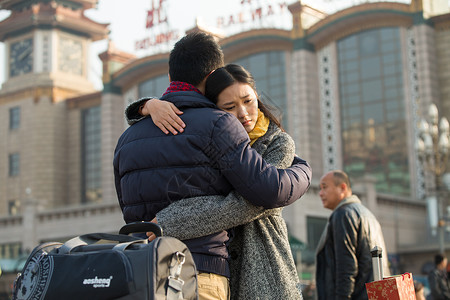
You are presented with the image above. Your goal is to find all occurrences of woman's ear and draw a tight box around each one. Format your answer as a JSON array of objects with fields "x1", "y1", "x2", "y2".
[{"x1": 168, "y1": 73, "x2": 171, "y2": 82}]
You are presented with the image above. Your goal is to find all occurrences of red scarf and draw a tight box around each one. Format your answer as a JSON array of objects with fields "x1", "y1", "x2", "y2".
[{"x1": 162, "y1": 81, "x2": 202, "y2": 96}]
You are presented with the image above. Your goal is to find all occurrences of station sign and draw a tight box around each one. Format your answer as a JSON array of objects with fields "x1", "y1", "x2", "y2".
[{"x1": 134, "y1": 0, "x2": 290, "y2": 52}]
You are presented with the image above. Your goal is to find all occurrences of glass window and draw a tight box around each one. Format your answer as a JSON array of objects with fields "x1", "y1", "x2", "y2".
[
  {"x1": 345, "y1": 72, "x2": 359, "y2": 83},
  {"x1": 346, "y1": 61, "x2": 358, "y2": 72},
  {"x1": 360, "y1": 57, "x2": 381, "y2": 80},
  {"x1": 235, "y1": 51, "x2": 287, "y2": 127},
  {"x1": 383, "y1": 64, "x2": 398, "y2": 76},
  {"x1": 343, "y1": 49, "x2": 358, "y2": 61},
  {"x1": 271, "y1": 74, "x2": 283, "y2": 86},
  {"x1": 380, "y1": 27, "x2": 398, "y2": 41},
  {"x1": 9, "y1": 106, "x2": 20, "y2": 130},
  {"x1": 306, "y1": 216, "x2": 327, "y2": 251},
  {"x1": 248, "y1": 54, "x2": 266, "y2": 75},
  {"x1": 387, "y1": 110, "x2": 402, "y2": 121},
  {"x1": 337, "y1": 27, "x2": 409, "y2": 195},
  {"x1": 346, "y1": 83, "x2": 359, "y2": 94},
  {"x1": 81, "y1": 106, "x2": 102, "y2": 203},
  {"x1": 381, "y1": 40, "x2": 397, "y2": 53},
  {"x1": 138, "y1": 74, "x2": 169, "y2": 98},
  {"x1": 8, "y1": 200, "x2": 20, "y2": 216},
  {"x1": 386, "y1": 99, "x2": 400, "y2": 110},
  {"x1": 359, "y1": 31, "x2": 379, "y2": 57},
  {"x1": 384, "y1": 75, "x2": 399, "y2": 88},
  {"x1": 382, "y1": 53, "x2": 396, "y2": 65},
  {"x1": 363, "y1": 102, "x2": 384, "y2": 124},
  {"x1": 347, "y1": 95, "x2": 359, "y2": 105},
  {"x1": 362, "y1": 79, "x2": 383, "y2": 102},
  {"x1": 348, "y1": 105, "x2": 360, "y2": 117},
  {"x1": 0, "y1": 243, "x2": 22, "y2": 259},
  {"x1": 339, "y1": 35, "x2": 357, "y2": 50},
  {"x1": 9, "y1": 153, "x2": 20, "y2": 176},
  {"x1": 385, "y1": 87, "x2": 399, "y2": 99}
]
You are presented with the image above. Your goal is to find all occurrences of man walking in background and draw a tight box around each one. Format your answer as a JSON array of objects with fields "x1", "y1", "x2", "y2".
[
  {"x1": 428, "y1": 253, "x2": 450, "y2": 299},
  {"x1": 316, "y1": 170, "x2": 389, "y2": 299}
]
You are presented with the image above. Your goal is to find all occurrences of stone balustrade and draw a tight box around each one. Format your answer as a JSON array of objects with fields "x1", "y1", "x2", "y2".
[{"x1": 0, "y1": 202, "x2": 126, "y2": 253}]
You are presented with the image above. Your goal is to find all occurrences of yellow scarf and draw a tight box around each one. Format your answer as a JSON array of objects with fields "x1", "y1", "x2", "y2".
[{"x1": 248, "y1": 109, "x2": 270, "y2": 145}]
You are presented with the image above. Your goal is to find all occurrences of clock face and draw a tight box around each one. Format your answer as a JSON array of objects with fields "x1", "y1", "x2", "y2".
[
  {"x1": 59, "y1": 37, "x2": 83, "y2": 75},
  {"x1": 9, "y1": 38, "x2": 33, "y2": 77}
]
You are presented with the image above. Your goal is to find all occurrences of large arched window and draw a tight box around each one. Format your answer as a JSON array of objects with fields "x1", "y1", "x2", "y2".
[
  {"x1": 337, "y1": 27, "x2": 409, "y2": 195},
  {"x1": 139, "y1": 74, "x2": 169, "y2": 98},
  {"x1": 82, "y1": 105, "x2": 101, "y2": 203},
  {"x1": 234, "y1": 51, "x2": 287, "y2": 126}
]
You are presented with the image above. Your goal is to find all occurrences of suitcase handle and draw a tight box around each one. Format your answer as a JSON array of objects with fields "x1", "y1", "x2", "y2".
[
  {"x1": 119, "y1": 221, "x2": 163, "y2": 237},
  {"x1": 371, "y1": 246, "x2": 383, "y2": 281}
]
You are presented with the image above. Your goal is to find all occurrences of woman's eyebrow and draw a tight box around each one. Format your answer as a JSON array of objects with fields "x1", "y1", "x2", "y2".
[
  {"x1": 239, "y1": 93, "x2": 251, "y2": 99},
  {"x1": 221, "y1": 94, "x2": 252, "y2": 106},
  {"x1": 221, "y1": 100, "x2": 235, "y2": 106}
]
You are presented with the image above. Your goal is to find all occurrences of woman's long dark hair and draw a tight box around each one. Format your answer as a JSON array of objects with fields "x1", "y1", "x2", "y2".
[{"x1": 205, "y1": 64, "x2": 283, "y2": 131}]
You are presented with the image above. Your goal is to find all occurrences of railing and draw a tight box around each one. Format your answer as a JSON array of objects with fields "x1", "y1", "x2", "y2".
[{"x1": 0, "y1": 202, "x2": 125, "y2": 251}]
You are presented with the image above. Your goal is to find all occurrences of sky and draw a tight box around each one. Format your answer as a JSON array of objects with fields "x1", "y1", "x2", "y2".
[{"x1": 0, "y1": 0, "x2": 418, "y2": 89}]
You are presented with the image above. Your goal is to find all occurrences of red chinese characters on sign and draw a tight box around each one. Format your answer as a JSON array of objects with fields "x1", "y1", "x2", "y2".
[
  {"x1": 217, "y1": 1, "x2": 288, "y2": 28},
  {"x1": 136, "y1": 0, "x2": 178, "y2": 51},
  {"x1": 135, "y1": 31, "x2": 178, "y2": 50},
  {"x1": 146, "y1": 0, "x2": 168, "y2": 28}
]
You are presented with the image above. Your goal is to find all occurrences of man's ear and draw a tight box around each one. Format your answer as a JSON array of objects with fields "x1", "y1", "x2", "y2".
[{"x1": 196, "y1": 77, "x2": 208, "y2": 95}]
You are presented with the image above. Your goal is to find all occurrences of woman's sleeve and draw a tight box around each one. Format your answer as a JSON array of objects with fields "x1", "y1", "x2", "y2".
[
  {"x1": 157, "y1": 192, "x2": 275, "y2": 239},
  {"x1": 212, "y1": 115, "x2": 311, "y2": 208},
  {"x1": 156, "y1": 131, "x2": 298, "y2": 240},
  {"x1": 124, "y1": 97, "x2": 153, "y2": 125}
]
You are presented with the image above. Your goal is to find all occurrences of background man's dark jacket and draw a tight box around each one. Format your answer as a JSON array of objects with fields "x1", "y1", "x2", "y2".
[
  {"x1": 428, "y1": 268, "x2": 450, "y2": 300},
  {"x1": 316, "y1": 195, "x2": 389, "y2": 300}
]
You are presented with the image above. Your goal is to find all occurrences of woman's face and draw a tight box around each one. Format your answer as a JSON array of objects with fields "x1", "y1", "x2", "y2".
[{"x1": 216, "y1": 82, "x2": 259, "y2": 133}]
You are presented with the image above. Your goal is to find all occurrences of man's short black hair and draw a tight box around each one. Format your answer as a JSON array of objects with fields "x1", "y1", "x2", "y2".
[
  {"x1": 435, "y1": 253, "x2": 446, "y2": 265},
  {"x1": 169, "y1": 32, "x2": 224, "y2": 86}
]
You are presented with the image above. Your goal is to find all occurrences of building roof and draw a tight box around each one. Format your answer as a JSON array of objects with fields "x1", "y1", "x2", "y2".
[
  {"x1": 0, "y1": 0, "x2": 109, "y2": 41},
  {"x1": 0, "y1": 0, "x2": 97, "y2": 11}
]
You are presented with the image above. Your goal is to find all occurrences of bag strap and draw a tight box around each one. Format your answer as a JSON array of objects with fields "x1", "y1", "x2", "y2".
[
  {"x1": 167, "y1": 251, "x2": 186, "y2": 300},
  {"x1": 113, "y1": 239, "x2": 149, "y2": 252},
  {"x1": 58, "y1": 233, "x2": 142, "y2": 254},
  {"x1": 23, "y1": 242, "x2": 63, "y2": 264}
]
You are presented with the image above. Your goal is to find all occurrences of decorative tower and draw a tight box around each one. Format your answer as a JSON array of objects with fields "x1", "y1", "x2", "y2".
[
  {"x1": 0, "y1": 0, "x2": 109, "y2": 98},
  {"x1": 0, "y1": 0, "x2": 108, "y2": 213}
]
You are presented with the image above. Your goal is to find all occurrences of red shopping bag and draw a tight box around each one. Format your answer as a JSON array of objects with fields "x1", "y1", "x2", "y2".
[{"x1": 365, "y1": 272, "x2": 416, "y2": 300}]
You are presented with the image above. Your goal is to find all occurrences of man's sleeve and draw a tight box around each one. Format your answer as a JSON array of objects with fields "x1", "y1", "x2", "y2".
[{"x1": 210, "y1": 113, "x2": 311, "y2": 208}]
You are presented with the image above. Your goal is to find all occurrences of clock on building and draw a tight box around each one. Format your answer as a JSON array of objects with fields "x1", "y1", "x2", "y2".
[
  {"x1": 9, "y1": 38, "x2": 33, "y2": 77},
  {"x1": 58, "y1": 37, "x2": 83, "y2": 75}
]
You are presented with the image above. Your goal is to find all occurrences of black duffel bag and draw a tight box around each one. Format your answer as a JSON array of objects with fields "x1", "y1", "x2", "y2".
[{"x1": 12, "y1": 222, "x2": 198, "y2": 300}]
